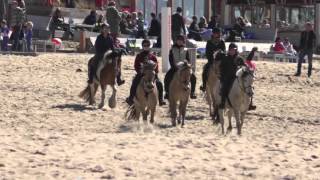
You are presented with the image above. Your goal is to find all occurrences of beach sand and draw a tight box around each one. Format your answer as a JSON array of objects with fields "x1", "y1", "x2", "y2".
[{"x1": 0, "y1": 54, "x2": 319, "y2": 179}]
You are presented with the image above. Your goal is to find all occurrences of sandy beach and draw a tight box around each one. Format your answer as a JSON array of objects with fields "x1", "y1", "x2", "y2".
[{"x1": 0, "y1": 53, "x2": 319, "y2": 179}]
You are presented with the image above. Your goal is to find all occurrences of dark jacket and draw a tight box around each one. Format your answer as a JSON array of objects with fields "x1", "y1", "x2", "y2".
[
  {"x1": 189, "y1": 21, "x2": 200, "y2": 32},
  {"x1": 134, "y1": 51, "x2": 159, "y2": 74},
  {"x1": 299, "y1": 31, "x2": 316, "y2": 50},
  {"x1": 65, "y1": 0, "x2": 75, "y2": 8},
  {"x1": 83, "y1": 14, "x2": 96, "y2": 25},
  {"x1": 95, "y1": 33, "x2": 114, "y2": 58},
  {"x1": 220, "y1": 54, "x2": 245, "y2": 82},
  {"x1": 171, "y1": 13, "x2": 186, "y2": 35},
  {"x1": 148, "y1": 18, "x2": 161, "y2": 37},
  {"x1": 205, "y1": 39, "x2": 226, "y2": 63},
  {"x1": 208, "y1": 20, "x2": 218, "y2": 29}
]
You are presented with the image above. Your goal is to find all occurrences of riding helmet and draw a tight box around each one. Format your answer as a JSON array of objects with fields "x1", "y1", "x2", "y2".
[{"x1": 228, "y1": 43, "x2": 238, "y2": 50}]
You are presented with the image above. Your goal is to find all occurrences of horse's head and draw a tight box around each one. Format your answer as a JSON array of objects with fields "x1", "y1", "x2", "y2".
[
  {"x1": 213, "y1": 50, "x2": 225, "y2": 61},
  {"x1": 236, "y1": 66, "x2": 255, "y2": 97},
  {"x1": 103, "y1": 49, "x2": 127, "y2": 64},
  {"x1": 177, "y1": 60, "x2": 192, "y2": 91},
  {"x1": 142, "y1": 60, "x2": 156, "y2": 93}
]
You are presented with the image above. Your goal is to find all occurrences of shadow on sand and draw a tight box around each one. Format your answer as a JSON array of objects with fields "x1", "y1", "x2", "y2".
[{"x1": 51, "y1": 103, "x2": 95, "y2": 112}]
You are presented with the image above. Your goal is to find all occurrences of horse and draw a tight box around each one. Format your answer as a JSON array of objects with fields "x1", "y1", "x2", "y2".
[
  {"x1": 169, "y1": 61, "x2": 192, "y2": 127},
  {"x1": 205, "y1": 50, "x2": 224, "y2": 120},
  {"x1": 79, "y1": 50, "x2": 124, "y2": 109},
  {"x1": 125, "y1": 61, "x2": 158, "y2": 125},
  {"x1": 214, "y1": 66, "x2": 255, "y2": 135}
]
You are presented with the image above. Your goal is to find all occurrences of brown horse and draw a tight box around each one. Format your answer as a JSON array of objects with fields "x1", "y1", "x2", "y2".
[
  {"x1": 125, "y1": 61, "x2": 158, "y2": 125},
  {"x1": 79, "y1": 50, "x2": 123, "y2": 109},
  {"x1": 205, "y1": 50, "x2": 224, "y2": 120},
  {"x1": 169, "y1": 61, "x2": 192, "y2": 127}
]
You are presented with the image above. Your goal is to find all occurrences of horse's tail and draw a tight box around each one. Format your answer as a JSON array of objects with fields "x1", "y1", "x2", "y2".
[
  {"x1": 125, "y1": 105, "x2": 138, "y2": 121},
  {"x1": 79, "y1": 84, "x2": 98, "y2": 102}
]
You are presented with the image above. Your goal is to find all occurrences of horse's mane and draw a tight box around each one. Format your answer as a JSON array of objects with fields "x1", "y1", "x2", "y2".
[
  {"x1": 213, "y1": 50, "x2": 225, "y2": 61},
  {"x1": 176, "y1": 60, "x2": 191, "y2": 70}
]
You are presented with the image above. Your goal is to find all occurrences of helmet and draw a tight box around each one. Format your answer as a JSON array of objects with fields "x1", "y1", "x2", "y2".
[
  {"x1": 101, "y1": 23, "x2": 110, "y2": 29},
  {"x1": 212, "y1": 27, "x2": 221, "y2": 34},
  {"x1": 228, "y1": 43, "x2": 238, "y2": 50}
]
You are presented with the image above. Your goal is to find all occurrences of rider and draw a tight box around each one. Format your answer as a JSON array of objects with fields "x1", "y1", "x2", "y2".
[
  {"x1": 164, "y1": 35, "x2": 197, "y2": 99},
  {"x1": 219, "y1": 43, "x2": 245, "y2": 109},
  {"x1": 200, "y1": 27, "x2": 226, "y2": 92},
  {"x1": 88, "y1": 23, "x2": 125, "y2": 85},
  {"x1": 126, "y1": 39, "x2": 166, "y2": 106}
]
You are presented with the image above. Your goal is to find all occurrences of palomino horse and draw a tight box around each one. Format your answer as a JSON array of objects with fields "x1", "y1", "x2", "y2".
[
  {"x1": 214, "y1": 66, "x2": 255, "y2": 135},
  {"x1": 79, "y1": 50, "x2": 124, "y2": 109},
  {"x1": 205, "y1": 50, "x2": 224, "y2": 120},
  {"x1": 169, "y1": 61, "x2": 192, "y2": 127},
  {"x1": 126, "y1": 61, "x2": 158, "y2": 125}
]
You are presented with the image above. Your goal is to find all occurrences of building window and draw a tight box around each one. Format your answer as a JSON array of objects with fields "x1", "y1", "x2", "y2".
[
  {"x1": 183, "y1": 0, "x2": 194, "y2": 18},
  {"x1": 157, "y1": 0, "x2": 168, "y2": 16},
  {"x1": 172, "y1": 0, "x2": 183, "y2": 12},
  {"x1": 195, "y1": 0, "x2": 205, "y2": 18},
  {"x1": 276, "y1": 5, "x2": 315, "y2": 31}
]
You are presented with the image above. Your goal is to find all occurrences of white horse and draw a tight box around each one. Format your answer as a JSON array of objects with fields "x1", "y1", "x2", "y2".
[{"x1": 214, "y1": 66, "x2": 255, "y2": 135}]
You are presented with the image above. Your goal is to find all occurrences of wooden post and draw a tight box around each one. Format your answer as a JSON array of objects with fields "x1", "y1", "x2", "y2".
[{"x1": 79, "y1": 30, "x2": 86, "y2": 53}]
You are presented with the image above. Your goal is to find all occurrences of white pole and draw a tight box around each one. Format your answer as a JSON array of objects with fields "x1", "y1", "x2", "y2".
[{"x1": 161, "y1": 7, "x2": 171, "y2": 73}]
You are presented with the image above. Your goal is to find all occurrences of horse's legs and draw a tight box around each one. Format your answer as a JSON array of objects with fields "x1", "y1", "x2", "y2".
[
  {"x1": 142, "y1": 107, "x2": 148, "y2": 122},
  {"x1": 108, "y1": 85, "x2": 117, "y2": 108},
  {"x1": 98, "y1": 84, "x2": 106, "y2": 109},
  {"x1": 240, "y1": 112, "x2": 246, "y2": 129},
  {"x1": 169, "y1": 101, "x2": 177, "y2": 126},
  {"x1": 89, "y1": 83, "x2": 97, "y2": 105},
  {"x1": 234, "y1": 110, "x2": 241, "y2": 135},
  {"x1": 227, "y1": 110, "x2": 233, "y2": 133},
  {"x1": 218, "y1": 109, "x2": 225, "y2": 135},
  {"x1": 180, "y1": 101, "x2": 187, "y2": 128}
]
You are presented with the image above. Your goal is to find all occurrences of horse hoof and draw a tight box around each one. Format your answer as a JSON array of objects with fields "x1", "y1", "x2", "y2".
[
  {"x1": 177, "y1": 120, "x2": 181, "y2": 124},
  {"x1": 172, "y1": 122, "x2": 176, "y2": 127},
  {"x1": 98, "y1": 104, "x2": 104, "y2": 109}
]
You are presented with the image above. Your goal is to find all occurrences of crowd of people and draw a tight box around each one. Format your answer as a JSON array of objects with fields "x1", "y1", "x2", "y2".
[{"x1": 0, "y1": 0, "x2": 34, "y2": 52}]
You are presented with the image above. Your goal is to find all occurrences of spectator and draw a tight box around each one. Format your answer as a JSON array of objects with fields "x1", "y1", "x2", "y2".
[
  {"x1": 93, "y1": 14, "x2": 104, "y2": 32},
  {"x1": 283, "y1": 37, "x2": 296, "y2": 55},
  {"x1": 17, "y1": 0, "x2": 25, "y2": 9},
  {"x1": 198, "y1": 16, "x2": 207, "y2": 29},
  {"x1": 260, "y1": 19, "x2": 270, "y2": 28},
  {"x1": 228, "y1": 17, "x2": 245, "y2": 42},
  {"x1": 273, "y1": 37, "x2": 285, "y2": 53},
  {"x1": 0, "y1": 20, "x2": 9, "y2": 51},
  {"x1": 129, "y1": 12, "x2": 137, "y2": 29},
  {"x1": 136, "y1": 11, "x2": 145, "y2": 38},
  {"x1": 49, "y1": 8, "x2": 73, "y2": 39},
  {"x1": 120, "y1": 13, "x2": 135, "y2": 35},
  {"x1": 171, "y1": 7, "x2": 186, "y2": 42},
  {"x1": 245, "y1": 47, "x2": 258, "y2": 110},
  {"x1": 148, "y1": 13, "x2": 160, "y2": 37},
  {"x1": 208, "y1": 15, "x2": 218, "y2": 29},
  {"x1": 65, "y1": 0, "x2": 75, "y2": 8},
  {"x1": 294, "y1": 22, "x2": 316, "y2": 77},
  {"x1": 83, "y1": 10, "x2": 97, "y2": 25},
  {"x1": 10, "y1": 1, "x2": 25, "y2": 51},
  {"x1": 106, "y1": 0, "x2": 121, "y2": 40},
  {"x1": 25, "y1": 21, "x2": 33, "y2": 52},
  {"x1": 188, "y1": 16, "x2": 201, "y2": 41}
]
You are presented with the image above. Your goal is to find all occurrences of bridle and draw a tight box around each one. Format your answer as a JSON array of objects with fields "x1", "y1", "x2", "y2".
[{"x1": 237, "y1": 70, "x2": 254, "y2": 96}]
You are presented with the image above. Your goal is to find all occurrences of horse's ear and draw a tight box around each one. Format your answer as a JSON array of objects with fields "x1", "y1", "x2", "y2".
[{"x1": 236, "y1": 67, "x2": 245, "y2": 77}]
